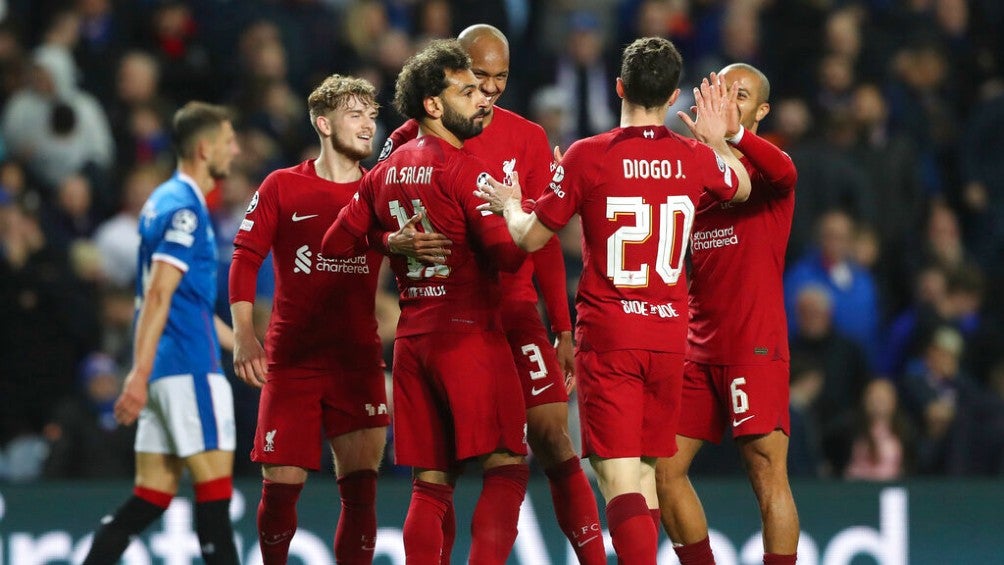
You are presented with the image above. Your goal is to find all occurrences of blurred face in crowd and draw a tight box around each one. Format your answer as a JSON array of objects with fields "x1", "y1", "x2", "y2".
[
  {"x1": 863, "y1": 379, "x2": 897, "y2": 422},
  {"x1": 817, "y1": 210, "x2": 854, "y2": 262},
  {"x1": 795, "y1": 287, "x2": 833, "y2": 339}
]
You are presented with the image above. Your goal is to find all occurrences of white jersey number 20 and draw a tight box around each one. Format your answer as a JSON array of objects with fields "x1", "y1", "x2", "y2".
[{"x1": 606, "y1": 195, "x2": 695, "y2": 287}]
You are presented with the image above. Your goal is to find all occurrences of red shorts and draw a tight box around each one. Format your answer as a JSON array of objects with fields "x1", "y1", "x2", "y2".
[
  {"x1": 504, "y1": 302, "x2": 569, "y2": 408},
  {"x1": 576, "y1": 349, "x2": 683, "y2": 459},
  {"x1": 251, "y1": 367, "x2": 390, "y2": 470},
  {"x1": 392, "y1": 332, "x2": 527, "y2": 470},
  {"x1": 677, "y1": 360, "x2": 791, "y2": 443}
]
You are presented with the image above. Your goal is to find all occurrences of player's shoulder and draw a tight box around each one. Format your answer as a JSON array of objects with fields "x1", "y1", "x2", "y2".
[
  {"x1": 493, "y1": 106, "x2": 544, "y2": 133},
  {"x1": 261, "y1": 161, "x2": 313, "y2": 189},
  {"x1": 150, "y1": 177, "x2": 199, "y2": 215}
]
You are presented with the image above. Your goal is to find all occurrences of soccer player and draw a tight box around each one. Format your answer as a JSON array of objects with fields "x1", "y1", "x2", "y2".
[
  {"x1": 228, "y1": 74, "x2": 389, "y2": 565},
  {"x1": 475, "y1": 37, "x2": 751, "y2": 564},
  {"x1": 322, "y1": 40, "x2": 529, "y2": 564},
  {"x1": 655, "y1": 64, "x2": 800, "y2": 565},
  {"x1": 379, "y1": 24, "x2": 605, "y2": 564},
  {"x1": 83, "y1": 102, "x2": 240, "y2": 565}
]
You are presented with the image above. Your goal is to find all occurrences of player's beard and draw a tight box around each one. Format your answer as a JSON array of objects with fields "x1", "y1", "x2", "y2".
[
  {"x1": 331, "y1": 133, "x2": 372, "y2": 162},
  {"x1": 442, "y1": 101, "x2": 485, "y2": 141},
  {"x1": 208, "y1": 162, "x2": 230, "y2": 180}
]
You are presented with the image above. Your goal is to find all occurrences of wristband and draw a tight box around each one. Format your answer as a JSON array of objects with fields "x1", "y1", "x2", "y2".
[{"x1": 726, "y1": 125, "x2": 745, "y2": 145}]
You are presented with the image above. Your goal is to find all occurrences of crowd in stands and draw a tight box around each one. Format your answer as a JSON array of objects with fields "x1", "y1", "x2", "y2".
[{"x1": 1, "y1": 0, "x2": 1002, "y2": 481}]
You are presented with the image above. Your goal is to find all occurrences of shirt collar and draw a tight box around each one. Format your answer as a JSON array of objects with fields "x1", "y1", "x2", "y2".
[{"x1": 175, "y1": 170, "x2": 207, "y2": 207}]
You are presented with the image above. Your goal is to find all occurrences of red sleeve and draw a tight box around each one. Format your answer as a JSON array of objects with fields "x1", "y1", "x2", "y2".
[
  {"x1": 531, "y1": 235, "x2": 572, "y2": 333},
  {"x1": 534, "y1": 141, "x2": 586, "y2": 233},
  {"x1": 233, "y1": 172, "x2": 280, "y2": 258},
  {"x1": 228, "y1": 247, "x2": 264, "y2": 304},
  {"x1": 321, "y1": 178, "x2": 375, "y2": 257},
  {"x1": 379, "y1": 119, "x2": 419, "y2": 161},
  {"x1": 696, "y1": 143, "x2": 739, "y2": 202},
  {"x1": 733, "y1": 130, "x2": 797, "y2": 194}
]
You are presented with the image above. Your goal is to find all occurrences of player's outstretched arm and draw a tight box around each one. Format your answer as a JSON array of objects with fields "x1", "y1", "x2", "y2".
[{"x1": 475, "y1": 171, "x2": 554, "y2": 252}]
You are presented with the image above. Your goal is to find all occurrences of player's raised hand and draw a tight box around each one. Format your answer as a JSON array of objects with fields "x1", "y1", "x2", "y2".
[
  {"x1": 233, "y1": 330, "x2": 268, "y2": 388},
  {"x1": 114, "y1": 370, "x2": 148, "y2": 425},
  {"x1": 387, "y1": 212, "x2": 453, "y2": 265},
  {"x1": 678, "y1": 74, "x2": 730, "y2": 144},
  {"x1": 475, "y1": 171, "x2": 523, "y2": 214}
]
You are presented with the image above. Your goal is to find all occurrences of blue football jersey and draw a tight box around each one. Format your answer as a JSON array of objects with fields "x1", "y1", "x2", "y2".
[{"x1": 136, "y1": 172, "x2": 221, "y2": 381}]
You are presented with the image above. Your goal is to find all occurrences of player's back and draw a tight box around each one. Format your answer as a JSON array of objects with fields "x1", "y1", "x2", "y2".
[
  {"x1": 137, "y1": 173, "x2": 221, "y2": 379},
  {"x1": 362, "y1": 135, "x2": 525, "y2": 337},
  {"x1": 543, "y1": 126, "x2": 736, "y2": 353}
]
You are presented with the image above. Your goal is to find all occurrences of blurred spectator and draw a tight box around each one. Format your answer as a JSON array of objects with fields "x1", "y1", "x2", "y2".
[
  {"x1": 547, "y1": 10, "x2": 617, "y2": 142},
  {"x1": 787, "y1": 354, "x2": 826, "y2": 478},
  {"x1": 959, "y1": 79, "x2": 1004, "y2": 277},
  {"x1": 789, "y1": 284, "x2": 870, "y2": 429},
  {"x1": 92, "y1": 163, "x2": 164, "y2": 288},
  {"x1": 40, "y1": 173, "x2": 98, "y2": 249},
  {"x1": 900, "y1": 326, "x2": 981, "y2": 474},
  {"x1": 75, "y1": 0, "x2": 133, "y2": 103},
  {"x1": 843, "y1": 379, "x2": 916, "y2": 481},
  {"x1": 529, "y1": 85, "x2": 571, "y2": 151},
  {"x1": 785, "y1": 209, "x2": 881, "y2": 365},
  {"x1": 144, "y1": 1, "x2": 215, "y2": 103},
  {"x1": 42, "y1": 351, "x2": 135, "y2": 479}
]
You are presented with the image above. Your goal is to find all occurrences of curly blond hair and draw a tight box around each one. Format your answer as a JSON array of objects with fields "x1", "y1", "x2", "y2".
[{"x1": 307, "y1": 74, "x2": 379, "y2": 124}]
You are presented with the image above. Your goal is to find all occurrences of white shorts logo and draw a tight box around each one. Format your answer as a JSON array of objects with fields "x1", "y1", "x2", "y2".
[{"x1": 264, "y1": 429, "x2": 276, "y2": 452}]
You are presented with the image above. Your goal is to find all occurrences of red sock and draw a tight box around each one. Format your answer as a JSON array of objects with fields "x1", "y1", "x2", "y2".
[
  {"x1": 469, "y1": 464, "x2": 528, "y2": 565},
  {"x1": 675, "y1": 536, "x2": 715, "y2": 565},
  {"x1": 257, "y1": 480, "x2": 303, "y2": 565},
  {"x1": 335, "y1": 470, "x2": 378, "y2": 565},
  {"x1": 650, "y1": 508, "x2": 662, "y2": 533},
  {"x1": 544, "y1": 457, "x2": 605, "y2": 564},
  {"x1": 606, "y1": 493, "x2": 657, "y2": 565},
  {"x1": 440, "y1": 503, "x2": 455, "y2": 565},
  {"x1": 403, "y1": 480, "x2": 453, "y2": 563},
  {"x1": 764, "y1": 553, "x2": 797, "y2": 564}
]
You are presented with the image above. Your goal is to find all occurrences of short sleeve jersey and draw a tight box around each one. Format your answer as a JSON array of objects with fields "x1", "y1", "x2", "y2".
[
  {"x1": 337, "y1": 135, "x2": 522, "y2": 337},
  {"x1": 233, "y1": 160, "x2": 383, "y2": 370},
  {"x1": 383, "y1": 109, "x2": 556, "y2": 307},
  {"x1": 136, "y1": 172, "x2": 221, "y2": 380},
  {"x1": 534, "y1": 126, "x2": 737, "y2": 353},
  {"x1": 687, "y1": 136, "x2": 796, "y2": 364}
]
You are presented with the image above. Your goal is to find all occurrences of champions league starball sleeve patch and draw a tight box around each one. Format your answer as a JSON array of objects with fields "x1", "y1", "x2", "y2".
[
  {"x1": 245, "y1": 191, "x2": 259, "y2": 214},
  {"x1": 165, "y1": 208, "x2": 198, "y2": 247}
]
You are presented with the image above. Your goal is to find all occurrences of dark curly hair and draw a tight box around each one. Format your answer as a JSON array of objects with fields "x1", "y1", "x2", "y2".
[
  {"x1": 620, "y1": 37, "x2": 683, "y2": 109},
  {"x1": 393, "y1": 39, "x2": 471, "y2": 121}
]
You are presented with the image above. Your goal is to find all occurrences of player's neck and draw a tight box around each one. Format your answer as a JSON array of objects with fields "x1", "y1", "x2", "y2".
[
  {"x1": 176, "y1": 160, "x2": 213, "y2": 195},
  {"x1": 482, "y1": 106, "x2": 496, "y2": 129},
  {"x1": 314, "y1": 148, "x2": 361, "y2": 183},
  {"x1": 620, "y1": 102, "x2": 668, "y2": 128},
  {"x1": 418, "y1": 119, "x2": 464, "y2": 149}
]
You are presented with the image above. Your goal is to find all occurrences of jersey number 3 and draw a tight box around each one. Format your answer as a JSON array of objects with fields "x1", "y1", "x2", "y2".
[{"x1": 606, "y1": 195, "x2": 695, "y2": 287}]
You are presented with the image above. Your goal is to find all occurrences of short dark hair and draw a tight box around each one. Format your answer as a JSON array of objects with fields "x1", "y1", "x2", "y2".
[
  {"x1": 171, "y1": 101, "x2": 232, "y2": 159},
  {"x1": 393, "y1": 39, "x2": 471, "y2": 120},
  {"x1": 620, "y1": 37, "x2": 683, "y2": 109}
]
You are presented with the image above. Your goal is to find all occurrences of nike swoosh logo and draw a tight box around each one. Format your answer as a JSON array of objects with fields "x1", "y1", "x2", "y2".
[
  {"x1": 531, "y1": 383, "x2": 554, "y2": 396},
  {"x1": 292, "y1": 213, "x2": 319, "y2": 222},
  {"x1": 576, "y1": 535, "x2": 598, "y2": 547},
  {"x1": 733, "y1": 414, "x2": 756, "y2": 427}
]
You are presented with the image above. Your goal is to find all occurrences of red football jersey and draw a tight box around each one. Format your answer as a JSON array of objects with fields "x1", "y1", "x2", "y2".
[
  {"x1": 233, "y1": 160, "x2": 382, "y2": 370},
  {"x1": 687, "y1": 130, "x2": 797, "y2": 364},
  {"x1": 534, "y1": 126, "x2": 737, "y2": 353},
  {"x1": 335, "y1": 135, "x2": 525, "y2": 337},
  {"x1": 383, "y1": 108, "x2": 571, "y2": 333}
]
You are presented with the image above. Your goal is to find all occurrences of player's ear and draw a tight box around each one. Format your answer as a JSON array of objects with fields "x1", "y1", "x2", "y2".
[
  {"x1": 423, "y1": 95, "x2": 443, "y2": 119},
  {"x1": 615, "y1": 77, "x2": 625, "y2": 100},
  {"x1": 666, "y1": 88, "x2": 681, "y2": 108},
  {"x1": 315, "y1": 114, "x2": 332, "y2": 137},
  {"x1": 756, "y1": 101, "x2": 771, "y2": 123}
]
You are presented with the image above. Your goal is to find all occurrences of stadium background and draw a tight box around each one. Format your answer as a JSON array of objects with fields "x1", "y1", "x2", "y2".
[{"x1": 0, "y1": 0, "x2": 1002, "y2": 563}]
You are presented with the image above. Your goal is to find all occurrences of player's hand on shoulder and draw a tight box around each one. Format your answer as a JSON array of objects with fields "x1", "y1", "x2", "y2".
[
  {"x1": 233, "y1": 332, "x2": 267, "y2": 388},
  {"x1": 474, "y1": 171, "x2": 522, "y2": 215},
  {"x1": 387, "y1": 212, "x2": 453, "y2": 265}
]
